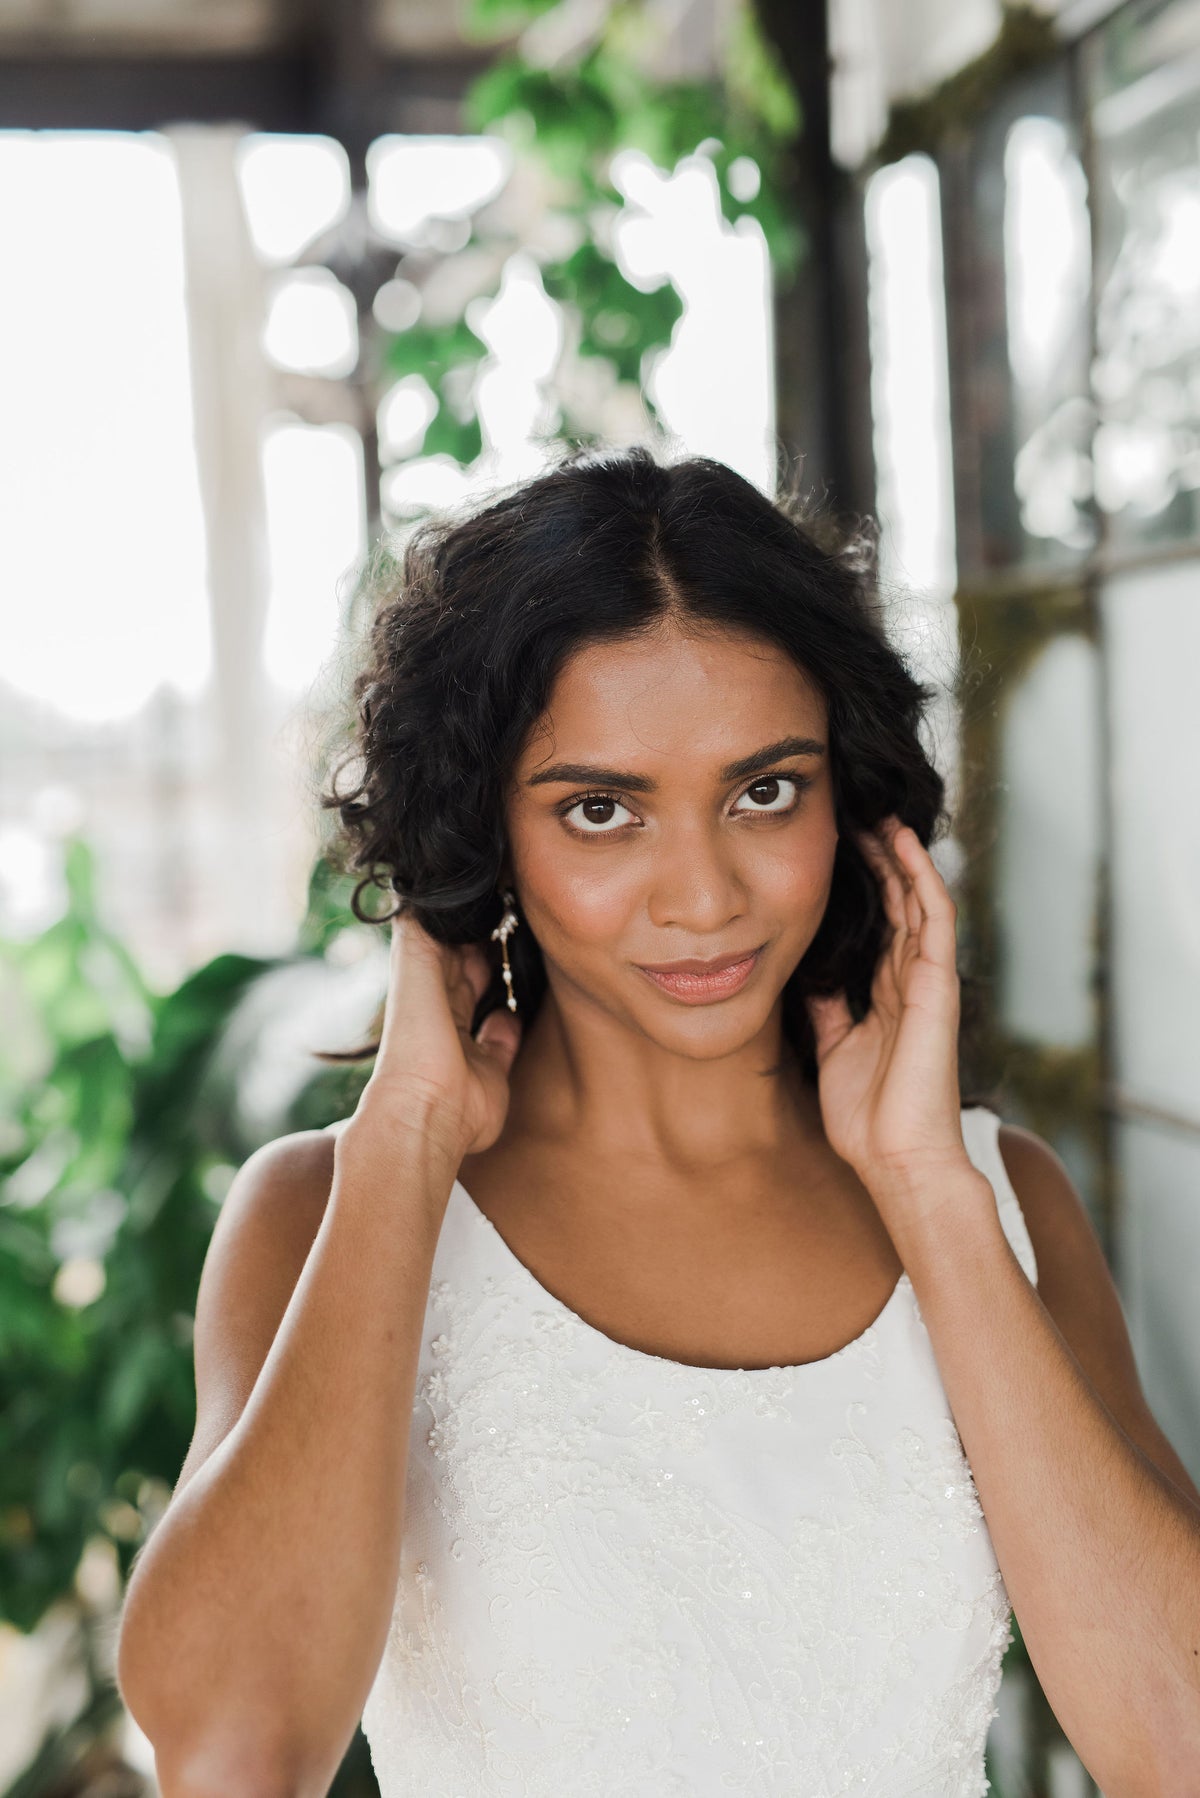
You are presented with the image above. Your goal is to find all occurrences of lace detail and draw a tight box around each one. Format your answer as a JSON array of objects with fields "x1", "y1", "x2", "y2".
[{"x1": 360, "y1": 1105, "x2": 1029, "y2": 1796}]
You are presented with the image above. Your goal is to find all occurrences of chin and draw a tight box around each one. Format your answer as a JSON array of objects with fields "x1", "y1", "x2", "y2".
[{"x1": 636, "y1": 998, "x2": 778, "y2": 1060}]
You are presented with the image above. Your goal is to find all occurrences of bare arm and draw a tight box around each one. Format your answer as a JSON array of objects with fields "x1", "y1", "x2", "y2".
[
  {"x1": 116, "y1": 1122, "x2": 456, "y2": 1797},
  {"x1": 880, "y1": 1160, "x2": 1200, "y2": 1796},
  {"x1": 115, "y1": 916, "x2": 521, "y2": 1798}
]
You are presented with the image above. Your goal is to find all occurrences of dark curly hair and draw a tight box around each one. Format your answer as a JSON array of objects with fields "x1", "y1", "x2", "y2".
[{"x1": 316, "y1": 439, "x2": 996, "y2": 1103}]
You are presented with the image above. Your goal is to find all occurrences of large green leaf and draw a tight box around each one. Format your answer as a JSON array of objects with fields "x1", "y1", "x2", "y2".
[
  {"x1": 383, "y1": 317, "x2": 486, "y2": 384},
  {"x1": 542, "y1": 241, "x2": 684, "y2": 386},
  {"x1": 461, "y1": 0, "x2": 561, "y2": 38},
  {"x1": 0, "y1": 838, "x2": 358, "y2": 1653}
]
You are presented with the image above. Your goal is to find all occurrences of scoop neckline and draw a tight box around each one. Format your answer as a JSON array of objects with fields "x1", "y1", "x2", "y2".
[{"x1": 450, "y1": 1177, "x2": 914, "y2": 1379}]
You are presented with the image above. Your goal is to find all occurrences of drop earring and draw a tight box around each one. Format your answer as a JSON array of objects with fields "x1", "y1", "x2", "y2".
[{"x1": 490, "y1": 887, "x2": 520, "y2": 1013}]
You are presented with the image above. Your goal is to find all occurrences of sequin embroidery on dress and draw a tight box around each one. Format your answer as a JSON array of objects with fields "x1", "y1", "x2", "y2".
[{"x1": 358, "y1": 1104, "x2": 1038, "y2": 1797}]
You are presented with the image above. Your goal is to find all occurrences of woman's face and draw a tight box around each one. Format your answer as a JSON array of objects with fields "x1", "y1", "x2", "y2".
[{"x1": 504, "y1": 620, "x2": 839, "y2": 1059}]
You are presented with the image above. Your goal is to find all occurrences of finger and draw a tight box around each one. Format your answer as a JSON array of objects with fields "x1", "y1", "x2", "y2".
[
  {"x1": 882, "y1": 819, "x2": 923, "y2": 938},
  {"x1": 856, "y1": 824, "x2": 909, "y2": 939},
  {"x1": 444, "y1": 942, "x2": 493, "y2": 1032},
  {"x1": 460, "y1": 939, "x2": 497, "y2": 1004},
  {"x1": 870, "y1": 934, "x2": 908, "y2": 1030},
  {"x1": 890, "y1": 826, "x2": 958, "y2": 968},
  {"x1": 869, "y1": 816, "x2": 922, "y2": 939},
  {"x1": 473, "y1": 1002, "x2": 522, "y2": 1074},
  {"x1": 377, "y1": 910, "x2": 454, "y2": 1068}
]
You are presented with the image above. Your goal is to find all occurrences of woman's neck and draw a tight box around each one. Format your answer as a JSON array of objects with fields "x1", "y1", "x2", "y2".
[{"x1": 503, "y1": 988, "x2": 823, "y2": 1176}]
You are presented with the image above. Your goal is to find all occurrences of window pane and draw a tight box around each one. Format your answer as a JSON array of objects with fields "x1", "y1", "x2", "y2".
[
  {"x1": 262, "y1": 421, "x2": 367, "y2": 697},
  {"x1": 995, "y1": 634, "x2": 1102, "y2": 1048},
  {"x1": 1101, "y1": 555, "x2": 1200, "y2": 1124},
  {"x1": 865, "y1": 154, "x2": 957, "y2": 600},
  {"x1": 1088, "y1": 0, "x2": 1200, "y2": 548},
  {"x1": 1113, "y1": 1115, "x2": 1200, "y2": 1489},
  {"x1": 951, "y1": 63, "x2": 1094, "y2": 574},
  {"x1": 0, "y1": 132, "x2": 209, "y2": 723}
]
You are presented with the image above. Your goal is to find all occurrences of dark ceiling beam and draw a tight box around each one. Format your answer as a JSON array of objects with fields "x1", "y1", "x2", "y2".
[{"x1": 0, "y1": 47, "x2": 492, "y2": 136}]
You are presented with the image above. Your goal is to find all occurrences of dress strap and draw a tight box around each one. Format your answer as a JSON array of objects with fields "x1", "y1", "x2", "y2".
[{"x1": 961, "y1": 1106, "x2": 1040, "y2": 1288}]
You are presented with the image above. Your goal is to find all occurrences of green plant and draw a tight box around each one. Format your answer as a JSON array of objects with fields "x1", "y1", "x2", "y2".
[
  {"x1": 376, "y1": 0, "x2": 803, "y2": 472},
  {"x1": 0, "y1": 835, "x2": 374, "y2": 1793}
]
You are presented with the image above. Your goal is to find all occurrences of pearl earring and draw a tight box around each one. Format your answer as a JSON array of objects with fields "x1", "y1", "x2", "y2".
[{"x1": 490, "y1": 887, "x2": 520, "y2": 1013}]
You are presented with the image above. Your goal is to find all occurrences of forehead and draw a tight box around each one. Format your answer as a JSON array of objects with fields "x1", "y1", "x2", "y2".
[{"x1": 517, "y1": 625, "x2": 825, "y2": 770}]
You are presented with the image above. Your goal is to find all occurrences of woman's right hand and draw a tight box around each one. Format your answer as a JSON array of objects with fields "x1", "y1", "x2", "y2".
[{"x1": 351, "y1": 909, "x2": 523, "y2": 1164}]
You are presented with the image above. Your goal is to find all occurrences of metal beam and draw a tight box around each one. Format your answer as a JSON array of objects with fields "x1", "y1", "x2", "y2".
[{"x1": 0, "y1": 48, "x2": 491, "y2": 136}]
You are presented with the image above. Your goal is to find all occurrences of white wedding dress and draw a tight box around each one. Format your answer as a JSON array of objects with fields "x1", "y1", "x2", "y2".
[{"x1": 349, "y1": 1104, "x2": 1037, "y2": 1796}]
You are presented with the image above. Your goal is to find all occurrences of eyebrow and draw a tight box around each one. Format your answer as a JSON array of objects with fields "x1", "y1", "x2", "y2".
[{"x1": 525, "y1": 735, "x2": 827, "y2": 791}]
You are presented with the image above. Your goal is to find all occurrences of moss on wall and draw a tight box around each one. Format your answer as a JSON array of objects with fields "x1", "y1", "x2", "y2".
[{"x1": 874, "y1": 4, "x2": 1060, "y2": 166}]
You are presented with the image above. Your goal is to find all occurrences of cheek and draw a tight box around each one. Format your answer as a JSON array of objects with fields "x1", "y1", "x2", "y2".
[
  {"x1": 754, "y1": 855, "x2": 830, "y2": 923},
  {"x1": 747, "y1": 815, "x2": 838, "y2": 916},
  {"x1": 510, "y1": 817, "x2": 639, "y2": 946},
  {"x1": 538, "y1": 873, "x2": 636, "y2": 949}
]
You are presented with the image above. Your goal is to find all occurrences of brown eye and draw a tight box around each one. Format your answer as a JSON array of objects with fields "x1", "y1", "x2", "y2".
[
  {"x1": 732, "y1": 775, "x2": 805, "y2": 816},
  {"x1": 562, "y1": 793, "x2": 637, "y2": 834}
]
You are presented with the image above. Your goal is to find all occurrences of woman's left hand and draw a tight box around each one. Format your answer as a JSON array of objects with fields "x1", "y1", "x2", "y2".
[{"x1": 804, "y1": 815, "x2": 974, "y2": 1221}]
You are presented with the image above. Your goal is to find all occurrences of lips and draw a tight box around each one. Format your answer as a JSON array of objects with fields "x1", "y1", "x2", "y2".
[
  {"x1": 638, "y1": 947, "x2": 762, "y2": 975},
  {"x1": 636, "y1": 946, "x2": 764, "y2": 1004}
]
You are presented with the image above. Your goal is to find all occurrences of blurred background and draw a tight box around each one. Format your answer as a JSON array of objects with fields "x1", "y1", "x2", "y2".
[{"x1": 1, "y1": 0, "x2": 1198, "y2": 1793}]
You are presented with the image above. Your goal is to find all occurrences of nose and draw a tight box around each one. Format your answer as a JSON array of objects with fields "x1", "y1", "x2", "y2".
[{"x1": 645, "y1": 820, "x2": 749, "y2": 935}]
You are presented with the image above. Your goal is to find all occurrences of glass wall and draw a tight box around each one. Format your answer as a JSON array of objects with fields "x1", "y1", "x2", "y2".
[
  {"x1": 891, "y1": 5, "x2": 1200, "y2": 1785},
  {"x1": 933, "y1": 0, "x2": 1200, "y2": 1473},
  {"x1": 1102, "y1": 555, "x2": 1200, "y2": 1455}
]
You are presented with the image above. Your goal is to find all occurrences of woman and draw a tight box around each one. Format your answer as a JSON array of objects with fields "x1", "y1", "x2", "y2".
[{"x1": 116, "y1": 445, "x2": 1200, "y2": 1797}]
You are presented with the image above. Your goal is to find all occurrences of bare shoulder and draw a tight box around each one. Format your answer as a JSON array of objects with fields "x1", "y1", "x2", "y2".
[
  {"x1": 171, "y1": 1128, "x2": 340, "y2": 1504},
  {"x1": 996, "y1": 1122, "x2": 1200, "y2": 1510},
  {"x1": 994, "y1": 1122, "x2": 1095, "y2": 1282}
]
